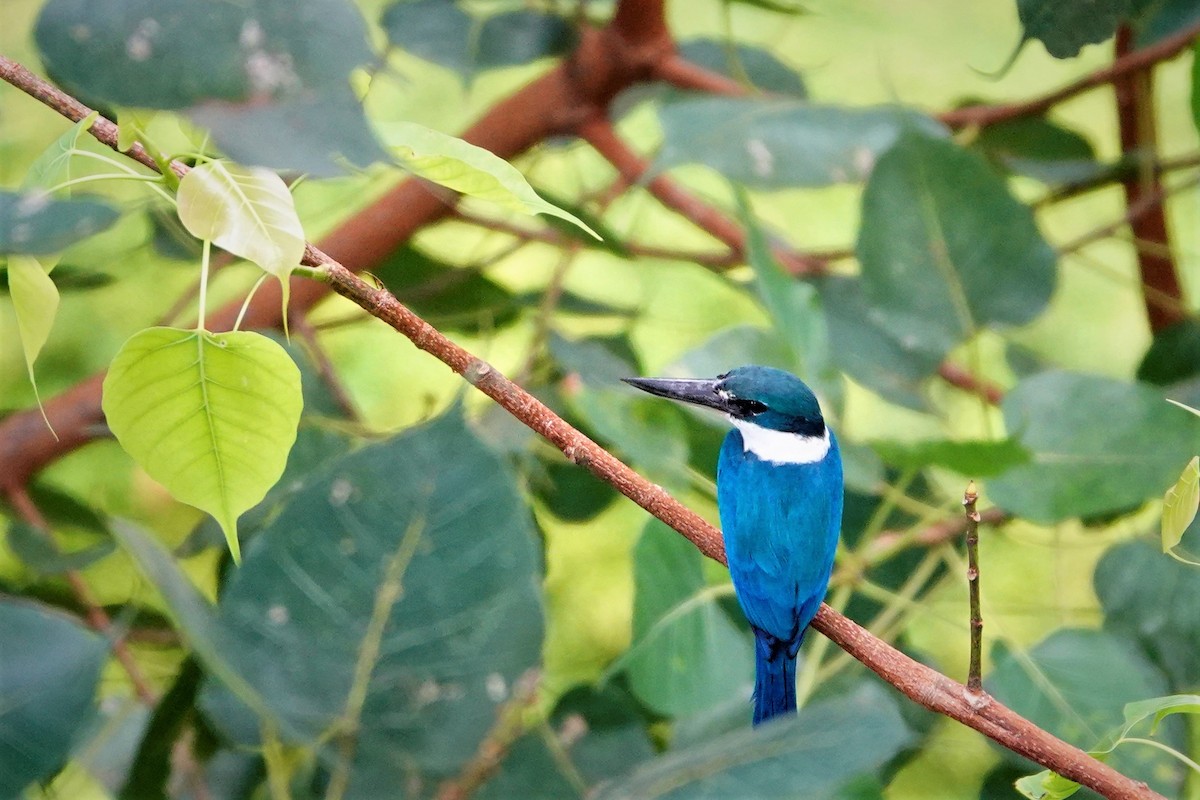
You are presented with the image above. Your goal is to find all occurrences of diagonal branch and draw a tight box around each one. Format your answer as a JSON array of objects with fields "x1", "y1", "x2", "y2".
[{"x1": 0, "y1": 57, "x2": 1166, "y2": 800}]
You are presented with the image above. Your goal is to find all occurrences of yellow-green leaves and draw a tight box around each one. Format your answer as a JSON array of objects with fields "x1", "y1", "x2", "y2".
[
  {"x1": 177, "y1": 161, "x2": 305, "y2": 281},
  {"x1": 1162, "y1": 456, "x2": 1200, "y2": 553},
  {"x1": 379, "y1": 121, "x2": 599, "y2": 238},
  {"x1": 102, "y1": 327, "x2": 303, "y2": 562}
]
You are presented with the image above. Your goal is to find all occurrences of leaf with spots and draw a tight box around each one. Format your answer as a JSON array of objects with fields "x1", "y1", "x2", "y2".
[
  {"x1": 197, "y1": 411, "x2": 544, "y2": 793},
  {"x1": 0, "y1": 189, "x2": 119, "y2": 255},
  {"x1": 101, "y1": 327, "x2": 303, "y2": 561},
  {"x1": 857, "y1": 129, "x2": 1056, "y2": 360}
]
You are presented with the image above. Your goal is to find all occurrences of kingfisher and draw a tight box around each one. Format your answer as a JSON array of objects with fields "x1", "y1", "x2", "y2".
[{"x1": 624, "y1": 365, "x2": 843, "y2": 725}]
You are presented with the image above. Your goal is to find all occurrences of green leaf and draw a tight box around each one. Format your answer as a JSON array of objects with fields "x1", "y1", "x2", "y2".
[
  {"x1": 871, "y1": 438, "x2": 1030, "y2": 477},
  {"x1": 1017, "y1": 0, "x2": 1131, "y2": 58},
  {"x1": 1162, "y1": 456, "x2": 1200, "y2": 551},
  {"x1": 594, "y1": 683, "x2": 912, "y2": 799},
  {"x1": 0, "y1": 599, "x2": 107, "y2": 798},
  {"x1": 6, "y1": 520, "x2": 114, "y2": 573},
  {"x1": 35, "y1": 0, "x2": 373, "y2": 108},
  {"x1": 0, "y1": 189, "x2": 119, "y2": 254},
  {"x1": 816, "y1": 276, "x2": 943, "y2": 411},
  {"x1": 476, "y1": 685, "x2": 654, "y2": 800},
  {"x1": 198, "y1": 411, "x2": 544, "y2": 788},
  {"x1": 677, "y1": 39, "x2": 806, "y2": 96},
  {"x1": 176, "y1": 160, "x2": 305, "y2": 281},
  {"x1": 1120, "y1": 694, "x2": 1200, "y2": 737},
  {"x1": 189, "y1": 87, "x2": 388, "y2": 176},
  {"x1": 110, "y1": 520, "x2": 277, "y2": 723},
  {"x1": 737, "y1": 192, "x2": 827, "y2": 384},
  {"x1": 857, "y1": 130, "x2": 1056, "y2": 361},
  {"x1": 101, "y1": 327, "x2": 303, "y2": 561},
  {"x1": 377, "y1": 121, "x2": 599, "y2": 238},
  {"x1": 668, "y1": 325, "x2": 794, "y2": 382},
  {"x1": 971, "y1": 116, "x2": 1102, "y2": 183},
  {"x1": 988, "y1": 372, "x2": 1200, "y2": 522},
  {"x1": 381, "y1": 2, "x2": 574, "y2": 76},
  {"x1": 23, "y1": 111, "x2": 100, "y2": 196},
  {"x1": 1096, "y1": 540, "x2": 1200, "y2": 689},
  {"x1": 624, "y1": 520, "x2": 753, "y2": 717},
  {"x1": 987, "y1": 629, "x2": 1181, "y2": 794},
  {"x1": 1138, "y1": 319, "x2": 1200, "y2": 386},
  {"x1": 654, "y1": 100, "x2": 945, "y2": 188},
  {"x1": 1015, "y1": 768, "x2": 1085, "y2": 800},
  {"x1": 8, "y1": 254, "x2": 60, "y2": 400}
]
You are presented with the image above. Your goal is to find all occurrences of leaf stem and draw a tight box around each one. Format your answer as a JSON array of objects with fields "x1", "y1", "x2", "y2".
[{"x1": 197, "y1": 238, "x2": 211, "y2": 333}]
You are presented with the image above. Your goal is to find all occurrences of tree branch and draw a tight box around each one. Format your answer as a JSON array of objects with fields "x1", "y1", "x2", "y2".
[
  {"x1": 940, "y1": 21, "x2": 1200, "y2": 129},
  {"x1": 1113, "y1": 25, "x2": 1185, "y2": 333}
]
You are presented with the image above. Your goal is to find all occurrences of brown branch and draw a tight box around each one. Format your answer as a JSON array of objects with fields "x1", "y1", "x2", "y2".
[
  {"x1": 1113, "y1": 25, "x2": 1185, "y2": 333},
  {"x1": 937, "y1": 362, "x2": 1005, "y2": 405},
  {"x1": 654, "y1": 53, "x2": 750, "y2": 95},
  {"x1": 941, "y1": 20, "x2": 1200, "y2": 129}
]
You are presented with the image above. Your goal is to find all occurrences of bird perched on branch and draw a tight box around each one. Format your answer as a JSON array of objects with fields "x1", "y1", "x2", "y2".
[{"x1": 624, "y1": 365, "x2": 843, "y2": 725}]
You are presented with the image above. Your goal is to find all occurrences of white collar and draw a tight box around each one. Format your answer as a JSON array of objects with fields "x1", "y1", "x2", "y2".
[{"x1": 730, "y1": 418, "x2": 831, "y2": 464}]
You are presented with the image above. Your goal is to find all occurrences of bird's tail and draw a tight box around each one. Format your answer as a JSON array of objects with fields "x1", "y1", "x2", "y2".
[{"x1": 752, "y1": 628, "x2": 797, "y2": 725}]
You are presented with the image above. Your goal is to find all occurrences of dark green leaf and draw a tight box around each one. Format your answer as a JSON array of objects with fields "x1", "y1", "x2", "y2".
[
  {"x1": 1096, "y1": 539, "x2": 1200, "y2": 690},
  {"x1": 201, "y1": 411, "x2": 544, "y2": 788},
  {"x1": 816, "y1": 276, "x2": 942, "y2": 411},
  {"x1": 36, "y1": 0, "x2": 373, "y2": 108},
  {"x1": 972, "y1": 116, "x2": 1102, "y2": 183},
  {"x1": 655, "y1": 100, "x2": 945, "y2": 188},
  {"x1": 534, "y1": 458, "x2": 617, "y2": 521},
  {"x1": 1138, "y1": 318, "x2": 1200, "y2": 386},
  {"x1": 381, "y1": 2, "x2": 573, "y2": 76},
  {"x1": 857, "y1": 130, "x2": 1056, "y2": 361},
  {"x1": 1134, "y1": 0, "x2": 1200, "y2": 45},
  {"x1": 624, "y1": 520, "x2": 753, "y2": 717},
  {"x1": 381, "y1": 0, "x2": 473, "y2": 72},
  {"x1": 1017, "y1": 0, "x2": 1131, "y2": 58},
  {"x1": 476, "y1": 684, "x2": 654, "y2": 800},
  {"x1": 986, "y1": 629, "x2": 1181, "y2": 795},
  {"x1": 189, "y1": 88, "x2": 388, "y2": 176},
  {"x1": 0, "y1": 190, "x2": 119, "y2": 254},
  {"x1": 871, "y1": 438, "x2": 1030, "y2": 477},
  {"x1": 988, "y1": 372, "x2": 1200, "y2": 522},
  {"x1": 594, "y1": 683, "x2": 911, "y2": 800},
  {"x1": 677, "y1": 39, "x2": 806, "y2": 96},
  {"x1": 0, "y1": 264, "x2": 114, "y2": 293},
  {"x1": 1193, "y1": 40, "x2": 1200, "y2": 134},
  {"x1": 120, "y1": 659, "x2": 203, "y2": 800},
  {"x1": 6, "y1": 520, "x2": 115, "y2": 573},
  {"x1": 0, "y1": 599, "x2": 107, "y2": 798}
]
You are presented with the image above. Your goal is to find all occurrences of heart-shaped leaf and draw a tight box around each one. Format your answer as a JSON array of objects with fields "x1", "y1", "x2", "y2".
[
  {"x1": 101, "y1": 327, "x2": 302, "y2": 560},
  {"x1": 1163, "y1": 456, "x2": 1200, "y2": 552},
  {"x1": 176, "y1": 160, "x2": 305, "y2": 280}
]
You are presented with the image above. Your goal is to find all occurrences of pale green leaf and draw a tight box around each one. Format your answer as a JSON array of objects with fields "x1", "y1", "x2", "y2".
[
  {"x1": 1120, "y1": 694, "x2": 1200, "y2": 739},
  {"x1": 116, "y1": 108, "x2": 159, "y2": 153},
  {"x1": 378, "y1": 121, "x2": 599, "y2": 238},
  {"x1": 1015, "y1": 769, "x2": 1082, "y2": 800},
  {"x1": 1162, "y1": 456, "x2": 1200, "y2": 552},
  {"x1": 23, "y1": 111, "x2": 99, "y2": 196},
  {"x1": 101, "y1": 327, "x2": 303, "y2": 561},
  {"x1": 9, "y1": 255, "x2": 59, "y2": 375},
  {"x1": 176, "y1": 160, "x2": 306, "y2": 279}
]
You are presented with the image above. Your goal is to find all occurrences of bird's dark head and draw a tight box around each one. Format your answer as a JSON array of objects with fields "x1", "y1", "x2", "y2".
[{"x1": 623, "y1": 365, "x2": 824, "y2": 437}]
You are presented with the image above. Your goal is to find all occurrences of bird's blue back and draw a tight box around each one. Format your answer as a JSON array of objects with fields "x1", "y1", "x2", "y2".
[{"x1": 716, "y1": 427, "x2": 843, "y2": 655}]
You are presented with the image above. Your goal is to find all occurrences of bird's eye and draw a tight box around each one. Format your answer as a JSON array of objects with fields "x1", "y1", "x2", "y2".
[{"x1": 730, "y1": 398, "x2": 768, "y2": 416}]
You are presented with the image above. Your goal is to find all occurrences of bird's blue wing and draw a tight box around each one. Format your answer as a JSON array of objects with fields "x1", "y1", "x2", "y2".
[{"x1": 717, "y1": 429, "x2": 843, "y2": 646}]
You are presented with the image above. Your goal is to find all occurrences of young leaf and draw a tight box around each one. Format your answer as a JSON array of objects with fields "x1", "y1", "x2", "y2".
[
  {"x1": 23, "y1": 110, "x2": 99, "y2": 196},
  {"x1": 8, "y1": 255, "x2": 60, "y2": 399},
  {"x1": 377, "y1": 121, "x2": 599, "y2": 238},
  {"x1": 1162, "y1": 456, "x2": 1200, "y2": 552},
  {"x1": 176, "y1": 160, "x2": 305, "y2": 280},
  {"x1": 101, "y1": 327, "x2": 303, "y2": 561}
]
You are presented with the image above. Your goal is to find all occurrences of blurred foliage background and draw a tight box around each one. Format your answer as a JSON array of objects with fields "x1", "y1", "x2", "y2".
[{"x1": 2, "y1": 0, "x2": 1200, "y2": 798}]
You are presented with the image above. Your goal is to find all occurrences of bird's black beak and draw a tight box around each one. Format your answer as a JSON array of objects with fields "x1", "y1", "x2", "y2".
[{"x1": 621, "y1": 376, "x2": 729, "y2": 413}]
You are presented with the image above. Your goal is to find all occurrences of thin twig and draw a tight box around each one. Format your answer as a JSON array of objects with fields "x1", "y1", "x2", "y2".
[
  {"x1": 963, "y1": 481, "x2": 983, "y2": 694},
  {"x1": 940, "y1": 20, "x2": 1200, "y2": 129}
]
